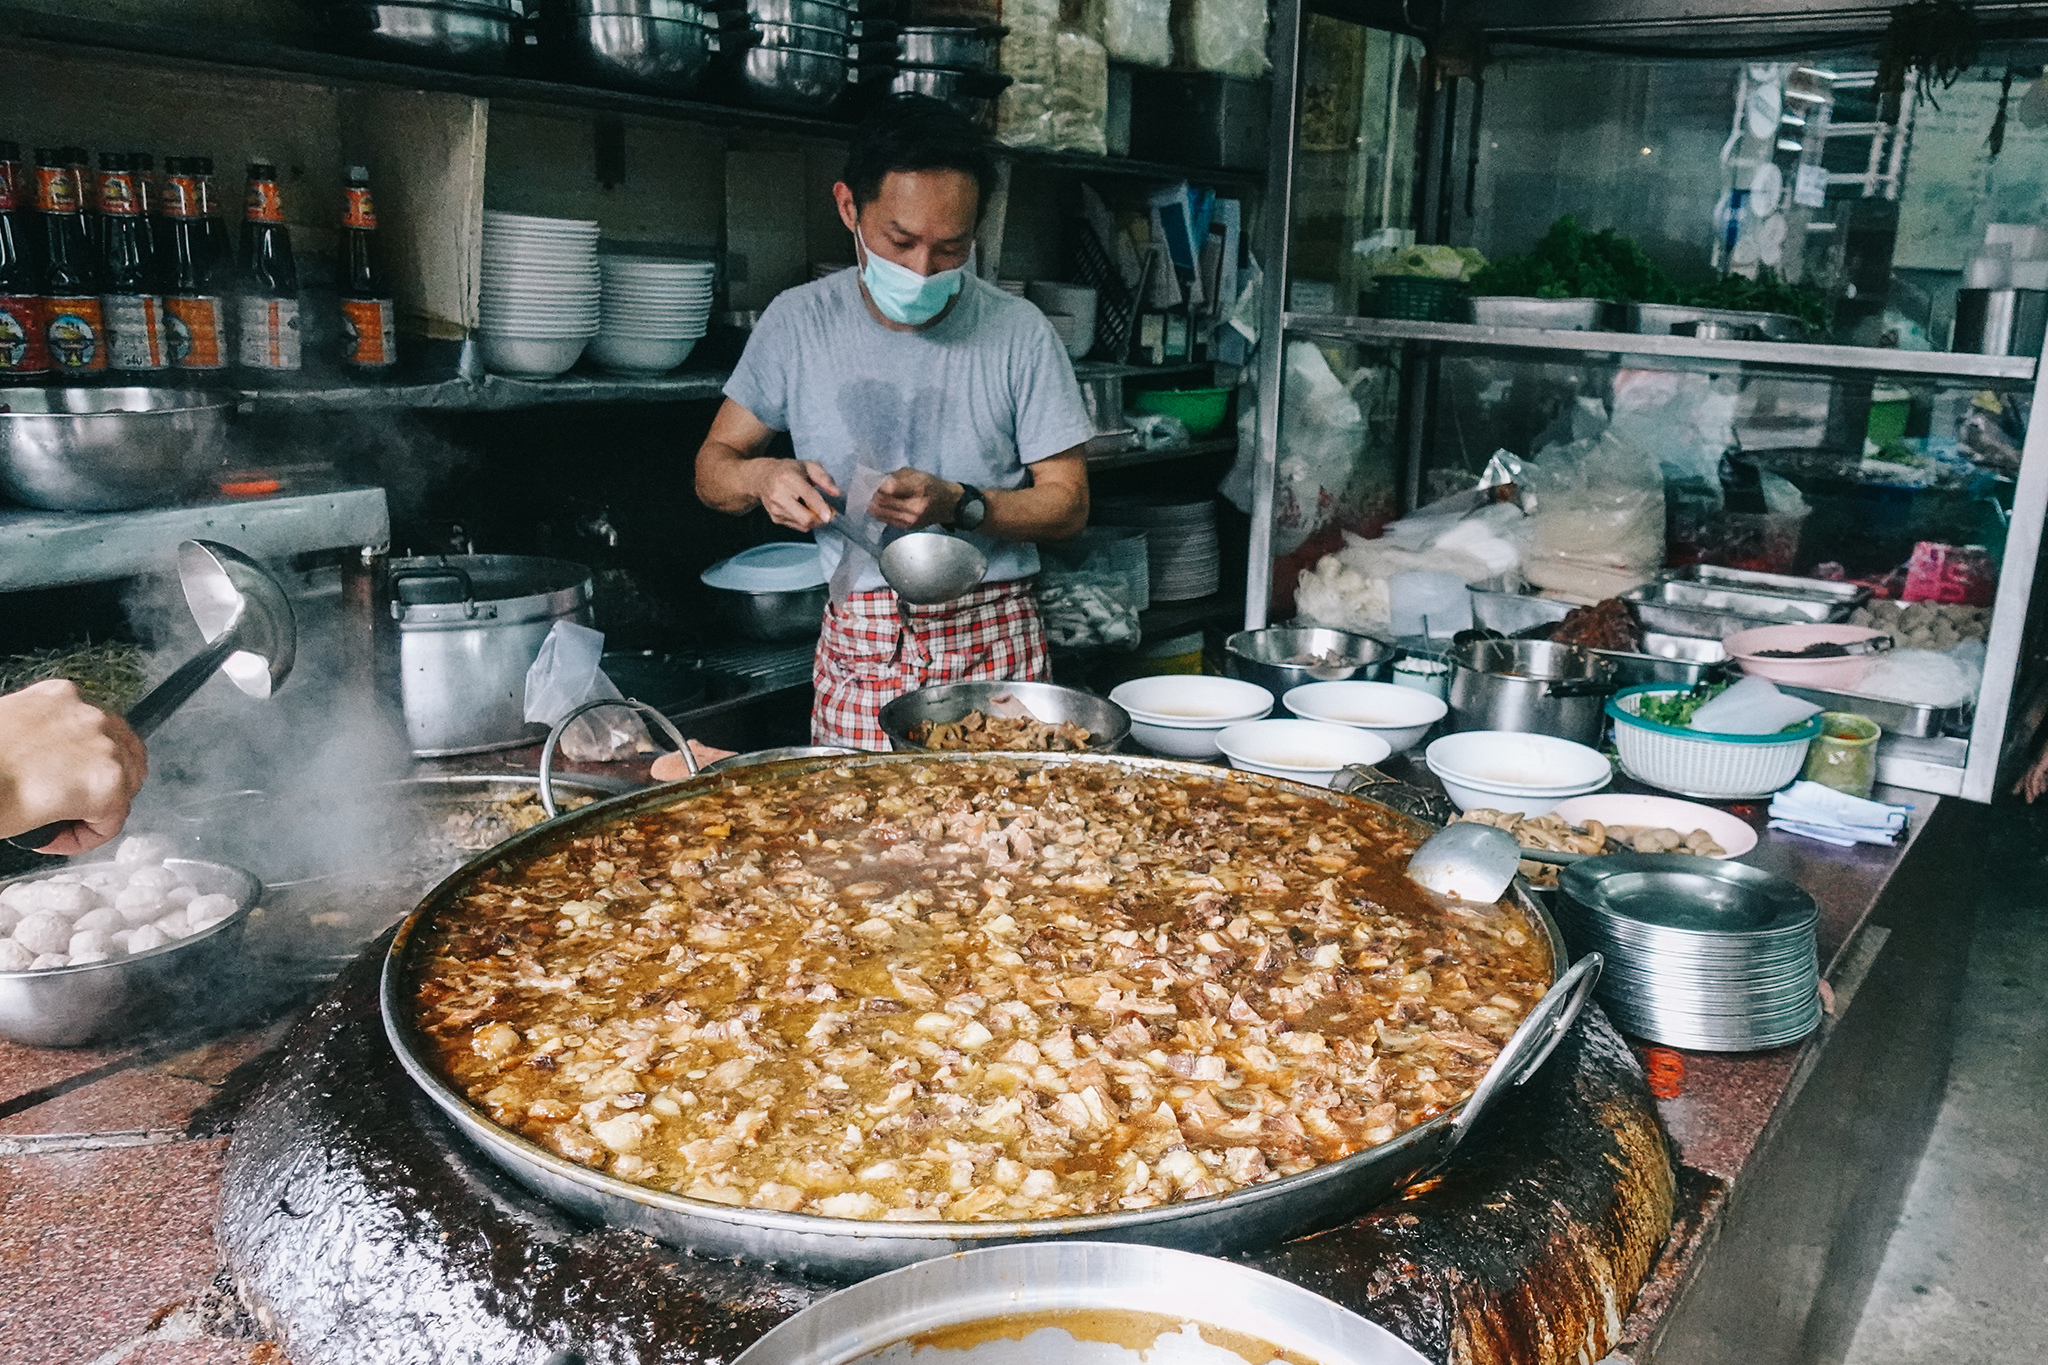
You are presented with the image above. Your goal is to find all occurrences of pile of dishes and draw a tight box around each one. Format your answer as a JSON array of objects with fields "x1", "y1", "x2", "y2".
[
  {"x1": 892, "y1": 23, "x2": 1011, "y2": 125},
  {"x1": 1424, "y1": 730, "x2": 1613, "y2": 815},
  {"x1": 707, "y1": 0, "x2": 896, "y2": 113},
  {"x1": 1094, "y1": 498, "x2": 1220, "y2": 602},
  {"x1": 1026, "y1": 280, "x2": 1097, "y2": 359},
  {"x1": 1557, "y1": 854, "x2": 1823, "y2": 1050},
  {"x1": 1109, "y1": 674, "x2": 1273, "y2": 757},
  {"x1": 591, "y1": 256, "x2": 716, "y2": 373},
  {"x1": 479, "y1": 210, "x2": 600, "y2": 378}
]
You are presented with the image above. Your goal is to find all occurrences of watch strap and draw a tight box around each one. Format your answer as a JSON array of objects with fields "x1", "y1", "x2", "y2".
[{"x1": 949, "y1": 483, "x2": 986, "y2": 532}]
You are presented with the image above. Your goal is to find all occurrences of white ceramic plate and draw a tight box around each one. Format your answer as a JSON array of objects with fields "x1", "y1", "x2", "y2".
[{"x1": 1546, "y1": 793, "x2": 1759, "y2": 859}]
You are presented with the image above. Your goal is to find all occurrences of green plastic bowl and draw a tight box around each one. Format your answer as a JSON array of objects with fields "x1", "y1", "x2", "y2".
[{"x1": 1130, "y1": 386, "x2": 1231, "y2": 438}]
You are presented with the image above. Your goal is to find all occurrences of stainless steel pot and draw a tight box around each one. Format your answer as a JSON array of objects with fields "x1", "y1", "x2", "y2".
[
  {"x1": 895, "y1": 23, "x2": 1002, "y2": 69},
  {"x1": 0, "y1": 387, "x2": 235, "y2": 511},
  {"x1": 0, "y1": 859, "x2": 261, "y2": 1047},
  {"x1": 382, "y1": 750, "x2": 1593, "y2": 1282},
  {"x1": 555, "y1": 5, "x2": 721, "y2": 90},
  {"x1": 328, "y1": 0, "x2": 518, "y2": 70},
  {"x1": 706, "y1": 580, "x2": 828, "y2": 640},
  {"x1": 388, "y1": 555, "x2": 594, "y2": 757},
  {"x1": 742, "y1": 0, "x2": 856, "y2": 26},
  {"x1": 1448, "y1": 638, "x2": 1618, "y2": 746},
  {"x1": 728, "y1": 43, "x2": 849, "y2": 110},
  {"x1": 1226, "y1": 625, "x2": 1394, "y2": 695},
  {"x1": 750, "y1": 19, "x2": 848, "y2": 51},
  {"x1": 888, "y1": 63, "x2": 1010, "y2": 121}
]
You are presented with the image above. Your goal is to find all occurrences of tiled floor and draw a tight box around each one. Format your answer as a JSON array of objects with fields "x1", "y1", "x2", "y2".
[{"x1": 1840, "y1": 811, "x2": 2048, "y2": 1365}]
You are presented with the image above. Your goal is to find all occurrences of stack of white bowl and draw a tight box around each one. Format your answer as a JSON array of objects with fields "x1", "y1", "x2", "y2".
[
  {"x1": 1216, "y1": 718, "x2": 1392, "y2": 788},
  {"x1": 1027, "y1": 281, "x2": 1097, "y2": 359},
  {"x1": 479, "y1": 210, "x2": 600, "y2": 378},
  {"x1": 1109, "y1": 675, "x2": 1273, "y2": 758},
  {"x1": 1424, "y1": 730, "x2": 1613, "y2": 816},
  {"x1": 590, "y1": 257, "x2": 716, "y2": 373}
]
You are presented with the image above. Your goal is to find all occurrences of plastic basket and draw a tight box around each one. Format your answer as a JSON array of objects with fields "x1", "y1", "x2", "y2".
[
  {"x1": 1371, "y1": 276, "x2": 1468, "y2": 322},
  {"x1": 1606, "y1": 685, "x2": 1823, "y2": 800}
]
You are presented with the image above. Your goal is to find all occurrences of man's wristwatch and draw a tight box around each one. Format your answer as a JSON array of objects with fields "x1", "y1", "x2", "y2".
[{"x1": 947, "y1": 482, "x2": 987, "y2": 533}]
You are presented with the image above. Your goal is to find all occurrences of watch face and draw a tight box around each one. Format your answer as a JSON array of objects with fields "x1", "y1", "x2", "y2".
[{"x1": 956, "y1": 488, "x2": 985, "y2": 531}]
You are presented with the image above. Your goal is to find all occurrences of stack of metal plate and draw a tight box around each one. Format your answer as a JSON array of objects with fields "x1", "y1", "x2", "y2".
[{"x1": 1556, "y1": 853, "x2": 1822, "y2": 1051}]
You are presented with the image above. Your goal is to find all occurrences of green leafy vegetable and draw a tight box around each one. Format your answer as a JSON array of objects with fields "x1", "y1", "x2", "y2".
[
  {"x1": 1636, "y1": 683, "x2": 1726, "y2": 729},
  {"x1": 1469, "y1": 215, "x2": 1682, "y2": 303},
  {"x1": 1684, "y1": 268, "x2": 1835, "y2": 336}
]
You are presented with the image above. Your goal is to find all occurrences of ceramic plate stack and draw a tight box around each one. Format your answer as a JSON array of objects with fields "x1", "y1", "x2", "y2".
[
  {"x1": 1094, "y1": 498, "x2": 1219, "y2": 602},
  {"x1": 1556, "y1": 854, "x2": 1823, "y2": 1051},
  {"x1": 479, "y1": 210, "x2": 600, "y2": 377},
  {"x1": 590, "y1": 256, "x2": 716, "y2": 373}
]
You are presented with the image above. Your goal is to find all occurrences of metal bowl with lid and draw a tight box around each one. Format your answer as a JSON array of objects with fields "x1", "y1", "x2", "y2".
[{"x1": 0, "y1": 387, "x2": 236, "y2": 511}]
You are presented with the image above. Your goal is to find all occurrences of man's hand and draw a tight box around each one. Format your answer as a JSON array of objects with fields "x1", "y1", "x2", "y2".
[
  {"x1": 749, "y1": 459, "x2": 842, "y2": 532},
  {"x1": 0, "y1": 680, "x2": 148, "y2": 854},
  {"x1": 870, "y1": 467, "x2": 962, "y2": 531}
]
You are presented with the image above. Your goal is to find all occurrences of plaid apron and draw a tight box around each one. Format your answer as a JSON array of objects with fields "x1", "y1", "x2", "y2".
[{"x1": 812, "y1": 579, "x2": 1050, "y2": 750}]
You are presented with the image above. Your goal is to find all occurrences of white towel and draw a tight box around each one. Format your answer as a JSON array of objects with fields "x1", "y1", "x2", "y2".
[{"x1": 1767, "y1": 780, "x2": 1911, "y2": 847}]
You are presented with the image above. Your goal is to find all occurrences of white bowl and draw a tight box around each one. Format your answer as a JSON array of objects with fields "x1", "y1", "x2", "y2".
[
  {"x1": 1110, "y1": 675, "x2": 1275, "y2": 727},
  {"x1": 586, "y1": 333, "x2": 698, "y2": 372},
  {"x1": 478, "y1": 332, "x2": 591, "y2": 377},
  {"x1": 1128, "y1": 716, "x2": 1242, "y2": 758},
  {"x1": 1428, "y1": 767, "x2": 1610, "y2": 817},
  {"x1": 1424, "y1": 730, "x2": 1613, "y2": 814},
  {"x1": 1282, "y1": 680, "x2": 1447, "y2": 752},
  {"x1": 1216, "y1": 719, "x2": 1392, "y2": 787}
]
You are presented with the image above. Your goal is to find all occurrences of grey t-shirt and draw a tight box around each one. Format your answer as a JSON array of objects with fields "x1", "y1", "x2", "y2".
[{"x1": 723, "y1": 269, "x2": 1096, "y2": 592}]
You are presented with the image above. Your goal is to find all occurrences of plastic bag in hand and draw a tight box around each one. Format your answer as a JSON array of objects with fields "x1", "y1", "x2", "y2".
[{"x1": 523, "y1": 620, "x2": 650, "y2": 761}]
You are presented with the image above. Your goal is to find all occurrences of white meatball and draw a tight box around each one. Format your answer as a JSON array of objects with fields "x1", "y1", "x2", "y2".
[
  {"x1": 114, "y1": 887, "x2": 169, "y2": 925},
  {"x1": 0, "y1": 904, "x2": 18, "y2": 936},
  {"x1": 185, "y1": 894, "x2": 239, "y2": 929},
  {"x1": 30, "y1": 953, "x2": 69, "y2": 970},
  {"x1": 107, "y1": 929, "x2": 134, "y2": 954},
  {"x1": 19, "y1": 880, "x2": 99, "y2": 917},
  {"x1": 0, "y1": 940, "x2": 34, "y2": 971},
  {"x1": 69, "y1": 950, "x2": 109, "y2": 965},
  {"x1": 0, "y1": 882, "x2": 38, "y2": 912},
  {"x1": 71, "y1": 906, "x2": 123, "y2": 933},
  {"x1": 126, "y1": 924, "x2": 169, "y2": 953},
  {"x1": 125, "y1": 865, "x2": 182, "y2": 893},
  {"x1": 13, "y1": 913, "x2": 73, "y2": 956},
  {"x1": 69, "y1": 929, "x2": 113, "y2": 957},
  {"x1": 154, "y1": 910, "x2": 192, "y2": 939},
  {"x1": 164, "y1": 884, "x2": 198, "y2": 907},
  {"x1": 114, "y1": 834, "x2": 175, "y2": 866}
]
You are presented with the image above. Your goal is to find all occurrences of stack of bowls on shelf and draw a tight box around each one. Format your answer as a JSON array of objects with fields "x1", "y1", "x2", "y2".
[
  {"x1": 1026, "y1": 280, "x2": 1097, "y2": 359},
  {"x1": 1556, "y1": 855, "x2": 1824, "y2": 1050},
  {"x1": 590, "y1": 256, "x2": 716, "y2": 373},
  {"x1": 478, "y1": 210, "x2": 600, "y2": 378},
  {"x1": 1423, "y1": 730, "x2": 1613, "y2": 815},
  {"x1": 1093, "y1": 498, "x2": 1220, "y2": 602},
  {"x1": 322, "y1": 0, "x2": 521, "y2": 71},
  {"x1": 707, "y1": 0, "x2": 854, "y2": 113},
  {"x1": 1109, "y1": 675, "x2": 1273, "y2": 758},
  {"x1": 543, "y1": 0, "x2": 723, "y2": 94},
  {"x1": 892, "y1": 23, "x2": 1012, "y2": 125}
]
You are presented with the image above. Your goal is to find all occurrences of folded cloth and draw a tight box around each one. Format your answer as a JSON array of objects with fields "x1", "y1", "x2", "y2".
[{"x1": 1767, "y1": 780, "x2": 1911, "y2": 847}]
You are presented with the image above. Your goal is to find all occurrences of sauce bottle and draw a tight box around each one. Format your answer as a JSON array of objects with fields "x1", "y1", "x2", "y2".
[
  {"x1": 98, "y1": 151, "x2": 168, "y2": 376},
  {"x1": 0, "y1": 140, "x2": 50, "y2": 383},
  {"x1": 162, "y1": 156, "x2": 233, "y2": 378},
  {"x1": 235, "y1": 160, "x2": 300, "y2": 383},
  {"x1": 32, "y1": 146, "x2": 106, "y2": 379},
  {"x1": 339, "y1": 164, "x2": 396, "y2": 375}
]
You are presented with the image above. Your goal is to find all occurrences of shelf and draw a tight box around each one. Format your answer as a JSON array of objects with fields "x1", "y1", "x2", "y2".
[
  {"x1": 1140, "y1": 591, "x2": 1245, "y2": 639},
  {"x1": 1071, "y1": 359, "x2": 1218, "y2": 382},
  {"x1": 237, "y1": 369, "x2": 733, "y2": 415},
  {"x1": 1285, "y1": 314, "x2": 2042, "y2": 382},
  {"x1": 0, "y1": 484, "x2": 391, "y2": 592},
  {"x1": 1087, "y1": 434, "x2": 1239, "y2": 471},
  {"x1": 0, "y1": 4, "x2": 1260, "y2": 190}
]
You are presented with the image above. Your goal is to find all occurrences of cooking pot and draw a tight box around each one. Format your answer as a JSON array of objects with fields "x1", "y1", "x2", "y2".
[
  {"x1": 1448, "y1": 638, "x2": 1617, "y2": 747},
  {"x1": 383, "y1": 750, "x2": 1593, "y2": 1282},
  {"x1": 388, "y1": 555, "x2": 594, "y2": 757}
]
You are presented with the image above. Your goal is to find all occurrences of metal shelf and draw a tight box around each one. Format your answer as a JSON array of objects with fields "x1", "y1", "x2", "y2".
[
  {"x1": 236, "y1": 369, "x2": 733, "y2": 415},
  {"x1": 1283, "y1": 314, "x2": 2041, "y2": 382},
  {"x1": 1087, "y1": 434, "x2": 1239, "y2": 471},
  {"x1": 1071, "y1": 359, "x2": 1217, "y2": 382}
]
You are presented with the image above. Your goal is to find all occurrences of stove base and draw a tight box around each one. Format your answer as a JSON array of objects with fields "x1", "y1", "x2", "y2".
[{"x1": 219, "y1": 940, "x2": 1674, "y2": 1365}]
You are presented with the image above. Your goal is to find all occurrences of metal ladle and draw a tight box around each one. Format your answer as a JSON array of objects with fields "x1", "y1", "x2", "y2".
[
  {"x1": 822, "y1": 493, "x2": 987, "y2": 606},
  {"x1": 1408, "y1": 820, "x2": 1707, "y2": 904},
  {"x1": 9, "y1": 540, "x2": 297, "y2": 852}
]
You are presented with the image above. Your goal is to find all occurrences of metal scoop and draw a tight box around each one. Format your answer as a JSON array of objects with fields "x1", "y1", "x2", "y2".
[
  {"x1": 10, "y1": 540, "x2": 297, "y2": 852},
  {"x1": 1407, "y1": 820, "x2": 1529, "y2": 903},
  {"x1": 823, "y1": 493, "x2": 988, "y2": 606}
]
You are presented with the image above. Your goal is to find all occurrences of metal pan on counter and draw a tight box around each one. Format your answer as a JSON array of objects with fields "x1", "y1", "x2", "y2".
[{"x1": 381, "y1": 750, "x2": 1597, "y2": 1281}]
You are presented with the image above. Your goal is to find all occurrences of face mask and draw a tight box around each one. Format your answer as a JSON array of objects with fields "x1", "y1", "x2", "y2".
[{"x1": 857, "y1": 228, "x2": 967, "y2": 326}]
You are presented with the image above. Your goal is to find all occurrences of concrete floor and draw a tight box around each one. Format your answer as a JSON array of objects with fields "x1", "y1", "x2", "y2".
[{"x1": 1839, "y1": 809, "x2": 2048, "y2": 1365}]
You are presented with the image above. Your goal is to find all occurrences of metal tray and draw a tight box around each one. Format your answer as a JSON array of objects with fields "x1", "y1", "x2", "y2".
[
  {"x1": 1621, "y1": 582, "x2": 1826, "y2": 639},
  {"x1": 1682, "y1": 564, "x2": 1870, "y2": 606},
  {"x1": 381, "y1": 751, "x2": 1595, "y2": 1282},
  {"x1": 1644, "y1": 579, "x2": 1848, "y2": 624},
  {"x1": 1776, "y1": 684, "x2": 1968, "y2": 738},
  {"x1": 1589, "y1": 632, "x2": 1731, "y2": 687}
]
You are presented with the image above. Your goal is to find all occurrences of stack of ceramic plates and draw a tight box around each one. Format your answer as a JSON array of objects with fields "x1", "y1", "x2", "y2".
[
  {"x1": 590, "y1": 256, "x2": 716, "y2": 374},
  {"x1": 479, "y1": 210, "x2": 600, "y2": 378},
  {"x1": 1093, "y1": 498, "x2": 1219, "y2": 602},
  {"x1": 1556, "y1": 854, "x2": 1823, "y2": 1051}
]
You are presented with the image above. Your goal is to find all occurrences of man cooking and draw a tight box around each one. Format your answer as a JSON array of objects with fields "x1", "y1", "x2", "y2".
[{"x1": 695, "y1": 94, "x2": 1094, "y2": 749}]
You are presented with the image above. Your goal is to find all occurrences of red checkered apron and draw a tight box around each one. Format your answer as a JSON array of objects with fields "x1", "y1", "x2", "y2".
[{"x1": 812, "y1": 579, "x2": 1050, "y2": 750}]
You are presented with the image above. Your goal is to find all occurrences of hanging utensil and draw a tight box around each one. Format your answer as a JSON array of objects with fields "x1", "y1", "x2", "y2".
[
  {"x1": 9, "y1": 540, "x2": 297, "y2": 852},
  {"x1": 822, "y1": 491, "x2": 988, "y2": 606}
]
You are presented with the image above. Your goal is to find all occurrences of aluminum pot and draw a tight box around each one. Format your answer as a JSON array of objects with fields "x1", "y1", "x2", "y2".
[
  {"x1": 878, "y1": 679, "x2": 1131, "y2": 751},
  {"x1": 742, "y1": 0, "x2": 856, "y2": 25},
  {"x1": 895, "y1": 22, "x2": 1002, "y2": 69},
  {"x1": 328, "y1": 0, "x2": 518, "y2": 70},
  {"x1": 0, "y1": 859, "x2": 261, "y2": 1047},
  {"x1": 388, "y1": 555, "x2": 594, "y2": 757},
  {"x1": 1226, "y1": 625, "x2": 1394, "y2": 695},
  {"x1": 749, "y1": 19, "x2": 848, "y2": 51},
  {"x1": 1448, "y1": 638, "x2": 1618, "y2": 746},
  {"x1": 0, "y1": 387, "x2": 235, "y2": 511},
  {"x1": 555, "y1": 7, "x2": 720, "y2": 89},
  {"x1": 706, "y1": 581, "x2": 828, "y2": 640},
  {"x1": 382, "y1": 750, "x2": 1593, "y2": 1282},
  {"x1": 728, "y1": 42, "x2": 849, "y2": 111}
]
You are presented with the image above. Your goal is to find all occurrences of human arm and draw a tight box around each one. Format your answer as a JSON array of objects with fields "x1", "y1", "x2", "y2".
[
  {"x1": 694, "y1": 399, "x2": 844, "y2": 532},
  {"x1": 0, "y1": 680, "x2": 149, "y2": 854},
  {"x1": 867, "y1": 450, "x2": 1090, "y2": 541}
]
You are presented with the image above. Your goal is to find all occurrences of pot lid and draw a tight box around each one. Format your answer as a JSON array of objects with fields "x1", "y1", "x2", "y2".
[{"x1": 701, "y1": 542, "x2": 825, "y2": 593}]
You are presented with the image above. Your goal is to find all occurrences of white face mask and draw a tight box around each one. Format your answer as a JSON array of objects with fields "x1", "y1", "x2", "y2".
[{"x1": 856, "y1": 227, "x2": 969, "y2": 326}]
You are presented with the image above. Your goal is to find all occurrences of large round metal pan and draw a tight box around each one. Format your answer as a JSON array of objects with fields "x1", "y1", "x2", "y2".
[{"x1": 382, "y1": 751, "x2": 1591, "y2": 1283}]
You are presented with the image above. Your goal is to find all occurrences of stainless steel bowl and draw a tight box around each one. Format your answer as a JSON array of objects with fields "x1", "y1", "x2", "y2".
[
  {"x1": 729, "y1": 42, "x2": 849, "y2": 110},
  {"x1": 557, "y1": 8, "x2": 719, "y2": 88},
  {"x1": 895, "y1": 22, "x2": 1001, "y2": 69},
  {"x1": 1227, "y1": 626, "x2": 1394, "y2": 696},
  {"x1": 706, "y1": 581, "x2": 828, "y2": 640},
  {"x1": 567, "y1": 0, "x2": 712, "y2": 15},
  {"x1": 0, "y1": 387, "x2": 235, "y2": 511},
  {"x1": 0, "y1": 858, "x2": 262, "y2": 1047},
  {"x1": 888, "y1": 63, "x2": 1010, "y2": 120},
  {"x1": 750, "y1": 19, "x2": 849, "y2": 51},
  {"x1": 879, "y1": 679, "x2": 1130, "y2": 752},
  {"x1": 742, "y1": 0, "x2": 856, "y2": 25},
  {"x1": 328, "y1": 0, "x2": 517, "y2": 70}
]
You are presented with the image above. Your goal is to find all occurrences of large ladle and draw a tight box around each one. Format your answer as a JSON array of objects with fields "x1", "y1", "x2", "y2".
[
  {"x1": 1408, "y1": 819, "x2": 1704, "y2": 904},
  {"x1": 822, "y1": 493, "x2": 988, "y2": 606},
  {"x1": 9, "y1": 540, "x2": 297, "y2": 852}
]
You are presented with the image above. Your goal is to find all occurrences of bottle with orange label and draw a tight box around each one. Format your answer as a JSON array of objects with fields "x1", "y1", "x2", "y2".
[
  {"x1": 32, "y1": 146, "x2": 106, "y2": 379},
  {"x1": 162, "y1": 156, "x2": 233, "y2": 378},
  {"x1": 235, "y1": 160, "x2": 301, "y2": 384},
  {"x1": 98, "y1": 151, "x2": 168, "y2": 376},
  {"x1": 0, "y1": 140, "x2": 50, "y2": 383},
  {"x1": 340, "y1": 164, "x2": 396, "y2": 375}
]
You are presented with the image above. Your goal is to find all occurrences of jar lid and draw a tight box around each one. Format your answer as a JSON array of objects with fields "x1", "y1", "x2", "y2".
[{"x1": 701, "y1": 542, "x2": 825, "y2": 593}]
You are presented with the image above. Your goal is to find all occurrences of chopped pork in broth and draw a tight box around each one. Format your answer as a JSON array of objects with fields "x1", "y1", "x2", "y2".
[
  {"x1": 908, "y1": 709, "x2": 1095, "y2": 753},
  {"x1": 413, "y1": 761, "x2": 1550, "y2": 1222}
]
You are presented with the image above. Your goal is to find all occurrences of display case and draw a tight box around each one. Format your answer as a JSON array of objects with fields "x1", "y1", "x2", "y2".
[{"x1": 1244, "y1": 0, "x2": 2048, "y2": 802}]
